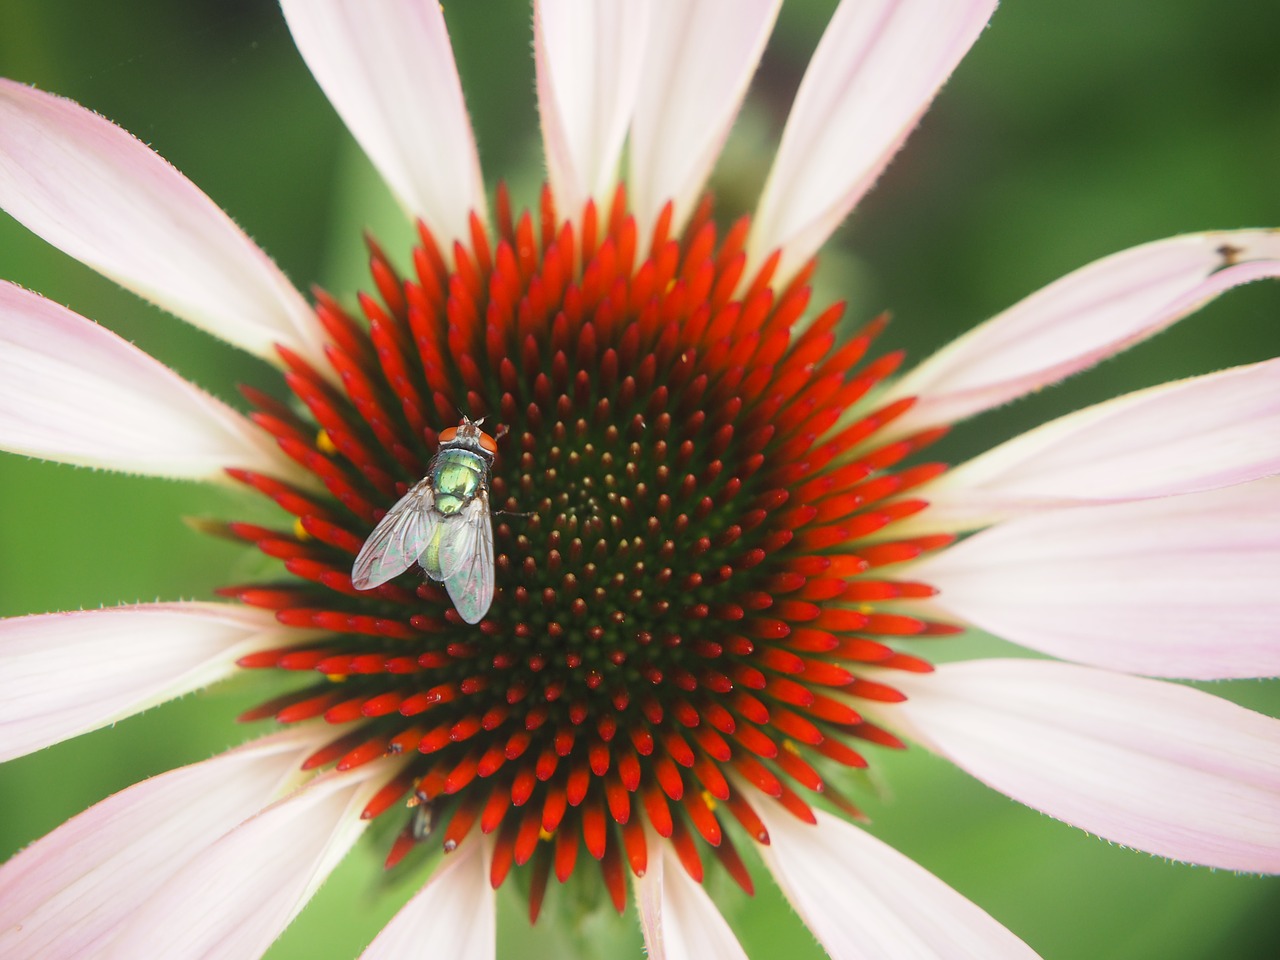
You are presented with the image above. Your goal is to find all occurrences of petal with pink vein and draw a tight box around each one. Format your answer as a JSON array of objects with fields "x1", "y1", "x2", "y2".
[
  {"x1": 886, "y1": 660, "x2": 1280, "y2": 873},
  {"x1": 0, "y1": 727, "x2": 329, "y2": 960},
  {"x1": 280, "y1": 0, "x2": 487, "y2": 251},
  {"x1": 912, "y1": 481, "x2": 1280, "y2": 679},
  {"x1": 535, "y1": 0, "x2": 649, "y2": 220},
  {"x1": 911, "y1": 356, "x2": 1280, "y2": 530},
  {"x1": 102, "y1": 762, "x2": 394, "y2": 959},
  {"x1": 0, "y1": 602, "x2": 315, "y2": 763},
  {"x1": 628, "y1": 0, "x2": 780, "y2": 240},
  {"x1": 0, "y1": 79, "x2": 325, "y2": 372},
  {"x1": 885, "y1": 230, "x2": 1280, "y2": 435},
  {"x1": 747, "y1": 0, "x2": 997, "y2": 285},
  {"x1": 358, "y1": 837, "x2": 494, "y2": 960},
  {"x1": 0, "y1": 283, "x2": 306, "y2": 483},
  {"x1": 634, "y1": 829, "x2": 749, "y2": 960},
  {"x1": 756, "y1": 801, "x2": 1038, "y2": 959}
]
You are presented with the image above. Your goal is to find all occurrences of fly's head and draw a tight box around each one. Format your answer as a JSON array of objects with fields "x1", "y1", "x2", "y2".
[{"x1": 438, "y1": 416, "x2": 499, "y2": 465}]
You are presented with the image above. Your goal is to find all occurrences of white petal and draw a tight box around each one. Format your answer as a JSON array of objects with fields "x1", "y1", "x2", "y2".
[
  {"x1": 0, "y1": 283, "x2": 304, "y2": 482},
  {"x1": 886, "y1": 660, "x2": 1280, "y2": 873},
  {"x1": 634, "y1": 830, "x2": 749, "y2": 960},
  {"x1": 535, "y1": 0, "x2": 649, "y2": 220},
  {"x1": 0, "y1": 79, "x2": 326, "y2": 371},
  {"x1": 0, "y1": 727, "x2": 328, "y2": 960},
  {"x1": 628, "y1": 0, "x2": 780, "y2": 240},
  {"x1": 747, "y1": 0, "x2": 996, "y2": 286},
  {"x1": 913, "y1": 481, "x2": 1280, "y2": 680},
  {"x1": 0, "y1": 602, "x2": 312, "y2": 762},
  {"x1": 280, "y1": 0, "x2": 487, "y2": 251},
  {"x1": 756, "y1": 801, "x2": 1038, "y2": 959},
  {"x1": 103, "y1": 762, "x2": 392, "y2": 960},
  {"x1": 885, "y1": 230, "x2": 1280, "y2": 435},
  {"x1": 359, "y1": 837, "x2": 495, "y2": 960},
  {"x1": 913, "y1": 357, "x2": 1280, "y2": 530}
]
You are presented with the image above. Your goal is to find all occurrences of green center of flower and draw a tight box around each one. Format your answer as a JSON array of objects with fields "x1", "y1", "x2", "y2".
[{"x1": 225, "y1": 185, "x2": 956, "y2": 915}]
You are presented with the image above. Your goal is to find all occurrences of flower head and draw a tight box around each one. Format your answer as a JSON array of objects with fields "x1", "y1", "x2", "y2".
[{"x1": 2, "y1": 2, "x2": 1279, "y2": 959}]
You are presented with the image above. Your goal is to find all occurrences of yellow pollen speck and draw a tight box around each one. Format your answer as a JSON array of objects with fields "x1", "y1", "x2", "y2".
[
  {"x1": 857, "y1": 603, "x2": 874, "y2": 615},
  {"x1": 326, "y1": 673, "x2": 347, "y2": 683},
  {"x1": 700, "y1": 790, "x2": 718, "y2": 812},
  {"x1": 316, "y1": 429, "x2": 338, "y2": 455},
  {"x1": 293, "y1": 518, "x2": 311, "y2": 540},
  {"x1": 782, "y1": 739, "x2": 801, "y2": 755},
  {"x1": 538, "y1": 828, "x2": 555, "y2": 842}
]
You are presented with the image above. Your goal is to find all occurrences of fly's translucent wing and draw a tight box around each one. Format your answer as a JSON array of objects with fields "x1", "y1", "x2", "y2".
[
  {"x1": 351, "y1": 479, "x2": 438, "y2": 589},
  {"x1": 431, "y1": 513, "x2": 469, "y2": 583},
  {"x1": 440, "y1": 489, "x2": 495, "y2": 624}
]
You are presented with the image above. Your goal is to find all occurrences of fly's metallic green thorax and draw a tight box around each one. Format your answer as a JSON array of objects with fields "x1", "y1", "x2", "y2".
[{"x1": 430, "y1": 448, "x2": 488, "y2": 515}]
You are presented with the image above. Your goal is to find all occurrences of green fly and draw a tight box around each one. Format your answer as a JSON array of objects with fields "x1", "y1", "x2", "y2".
[{"x1": 351, "y1": 417, "x2": 498, "y2": 623}]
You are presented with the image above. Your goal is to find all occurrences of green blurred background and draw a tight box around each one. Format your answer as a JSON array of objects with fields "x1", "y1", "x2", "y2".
[{"x1": 1, "y1": 0, "x2": 1278, "y2": 957}]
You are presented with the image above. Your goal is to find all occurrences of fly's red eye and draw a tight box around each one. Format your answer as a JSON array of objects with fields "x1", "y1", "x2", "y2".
[
  {"x1": 478, "y1": 431, "x2": 498, "y2": 455},
  {"x1": 438, "y1": 427, "x2": 458, "y2": 443}
]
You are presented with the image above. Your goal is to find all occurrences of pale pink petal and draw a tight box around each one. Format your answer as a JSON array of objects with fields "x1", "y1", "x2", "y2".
[
  {"x1": 756, "y1": 801, "x2": 1038, "y2": 959},
  {"x1": 0, "y1": 283, "x2": 306, "y2": 482},
  {"x1": 911, "y1": 357, "x2": 1280, "y2": 530},
  {"x1": 358, "y1": 837, "x2": 494, "y2": 960},
  {"x1": 0, "y1": 727, "x2": 329, "y2": 960},
  {"x1": 747, "y1": 0, "x2": 996, "y2": 285},
  {"x1": 885, "y1": 230, "x2": 1280, "y2": 436},
  {"x1": 628, "y1": 0, "x2": 780, "y2": 240},
  {"x1": 886, "y1": 660, "x2": 1280, "y2": 873},
  {"x1": 280, "y1": 0, "x2": 486, "y2": 250},
  {"x1": 0, "y1": 602, "x2": 313, "y2": 763},
  {"x1": 0, "y1": 79, "x2": 325, "y2": 371},
  {"x1": 634, "y1": 829, "x2": 749, "y2": 960},
  {"x1": 103, "y1": 761, "x2": 394, "y2": 959},
  {"x1": 535, "y1": 0, "x2": 649, "y2": 220},
  {"x1": 912, "y1": 481, "x2": 1280, "y2": 680}
]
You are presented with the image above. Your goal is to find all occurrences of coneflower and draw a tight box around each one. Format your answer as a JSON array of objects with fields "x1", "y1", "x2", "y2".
[{"x1": 1, "y1": 3, "x2": 1278, "y2": 959}]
